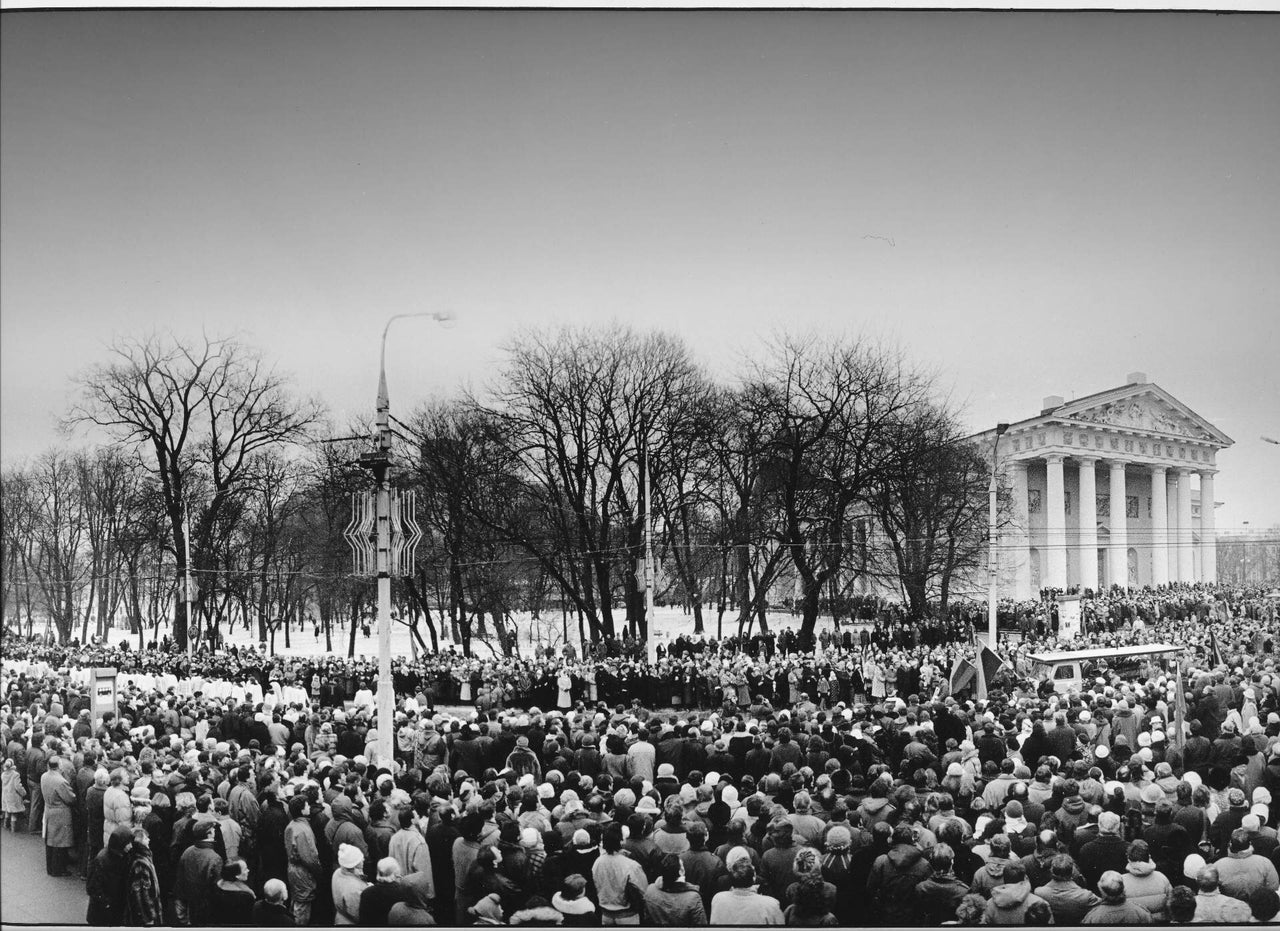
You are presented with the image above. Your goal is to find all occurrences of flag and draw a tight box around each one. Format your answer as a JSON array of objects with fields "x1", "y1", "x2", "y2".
[
  {"x1": 1209, "y1": 629, "x2": 1224, "y2": 668},
  {"x1": 975, "y1": 643, "x2": 1007, "y2": 701},
  {"x1": 949, "y1": 659, "x2": 976, "y2": 696}
]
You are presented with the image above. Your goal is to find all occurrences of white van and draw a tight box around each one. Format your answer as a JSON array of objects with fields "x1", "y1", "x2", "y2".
[{"x1": 1026, "y1": 643, "x2": 1183, "y2": 694}]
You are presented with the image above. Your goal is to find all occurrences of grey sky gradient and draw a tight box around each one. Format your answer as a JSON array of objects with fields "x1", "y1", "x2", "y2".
[{"x1": 3, "y1": 11, "x2": 1278, "y2": 531}]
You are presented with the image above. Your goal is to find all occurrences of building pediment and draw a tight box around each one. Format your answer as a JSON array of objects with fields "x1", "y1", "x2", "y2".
[{"x1": 1054, "y1": 385, "x2": 1233, "y2": 448}]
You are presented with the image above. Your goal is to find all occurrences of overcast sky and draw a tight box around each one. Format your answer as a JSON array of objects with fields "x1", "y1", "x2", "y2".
[{"x1": 3, "y1": 11, "x2": 1278, "y2": 532}]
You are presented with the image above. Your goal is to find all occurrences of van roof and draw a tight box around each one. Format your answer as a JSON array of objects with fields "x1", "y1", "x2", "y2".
[{"x1": 1026, "y1": 643, "x2": 1184, "y2": 664}]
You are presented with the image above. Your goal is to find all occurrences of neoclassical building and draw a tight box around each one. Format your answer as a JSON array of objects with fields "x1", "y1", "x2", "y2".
[{"x1": 975, "y1": 374, "x2": 1233, "y2": 599}]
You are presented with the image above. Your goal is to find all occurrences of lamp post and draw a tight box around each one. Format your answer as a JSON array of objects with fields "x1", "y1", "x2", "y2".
[
  {"x1": 988, "y1": 423, "x2": 1010, "y2": 646},
  {"x1": 363, "y1": 312, "x2": 452, "y2": 766}
]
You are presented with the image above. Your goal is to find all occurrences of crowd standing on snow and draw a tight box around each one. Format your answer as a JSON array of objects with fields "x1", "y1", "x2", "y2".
[{"x1": 3, "y1": 582, "x2": 1280, "y2": 926}]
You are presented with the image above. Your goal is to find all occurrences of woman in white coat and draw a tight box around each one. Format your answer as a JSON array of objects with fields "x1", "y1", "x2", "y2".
[
  {"x1": 557, "y1": 671, "x2": 574, "y2": 710},
  {"x1": 102, "y1": 768, "x2": 133, "y2": 843}
]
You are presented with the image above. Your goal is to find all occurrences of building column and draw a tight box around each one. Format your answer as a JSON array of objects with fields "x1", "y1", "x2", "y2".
[
  {"x1": 1176, "y1": 468, "x2": 1195, "y2": 582},
  {"x1": 1077, "y1": 457, "x2": 1099, "y2": 592},
  {"x1": 1108, "y1": 461, "x2": 1129, "y2": 590},
  {"x1": 1150, "y1": 465, "x2": 1169, "y2": 586},
  {"x1": 1012, "y1": 460, "x2": 1031, "y2": 599},
  {"x1": 1199, "y1": 470, "x2": 1217, "y2": 583},
  {"x1": 1046, "y1": 455, "x2": 1067, "y2": 590}
]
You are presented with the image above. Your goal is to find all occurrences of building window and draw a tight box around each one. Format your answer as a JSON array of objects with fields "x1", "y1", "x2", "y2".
[
  {"x1": 1146, "y1": 497, "x2": 1152, "y2": 519},
  {"x1": 1028, "y1": 489, "x2": 1042, "y2": 514},
  {"x1": 1097, "y1": 494, "x2": 1110, "y2": 518},
  {"x1": 1127, "y1": 495, "x2": 1139, "y2": 519}
]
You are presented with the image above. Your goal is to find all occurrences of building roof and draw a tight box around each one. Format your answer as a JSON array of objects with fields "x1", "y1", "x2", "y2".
[{"x1": 972, "y1": 378, "x2": 1234, "y2": 448}]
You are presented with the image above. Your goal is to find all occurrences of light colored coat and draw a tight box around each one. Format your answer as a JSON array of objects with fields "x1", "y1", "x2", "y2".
[
  {"x1": 103, "y1": 784, "x2": 133, "y2": 842},
  {"x1": 40, "y1": 769, "x2": 76, "y2": 848}
]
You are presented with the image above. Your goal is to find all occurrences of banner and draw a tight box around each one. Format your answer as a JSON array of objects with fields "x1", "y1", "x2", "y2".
[
  {"x1": 1057, "y1": 594, "x2": 1082, "y2": 640},
  {"x1": 975, "y1": 643, "x2": 1007, "y2": 700},
  {"x1": 949, "y1": 659, "x2": 976, "y2": 695}
]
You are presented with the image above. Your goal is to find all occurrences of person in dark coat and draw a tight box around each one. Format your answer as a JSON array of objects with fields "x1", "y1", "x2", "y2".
[
  {"x1": 124, "y1": 827, "x2": 165, "y2": 927},
  {"x1": 867, "y1": 825, "x2": 932, "y2": 925},
  {"x1": 175, "y1": 819, "x2": 225, "y2": 925},
  {"x1": 86, "y1": 767, "x2": 109, "y2": 868},
  {"x1": 87, "y1": 826, "x2": 134, "y2": 926},
  {"x1": 252, "y1": 878, "x2": 296, "y2": 926},
  {"x1": 211, "y1": 859, "x2": 257, "y2": 925},
  {"x1": 1079, "y1": 812, "x2": 1131, "y2": 893},
  {"x1": 258, "y1": 791, "x2": 291, "y2": 885},
  {"x1": 358, "y1": 857, "x2": 407, "y2": 926}
]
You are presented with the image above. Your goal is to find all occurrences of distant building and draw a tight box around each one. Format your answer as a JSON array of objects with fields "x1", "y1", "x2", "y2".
[{"x1": 973, "y1": 373, "x2": 1233, "y2": 599}]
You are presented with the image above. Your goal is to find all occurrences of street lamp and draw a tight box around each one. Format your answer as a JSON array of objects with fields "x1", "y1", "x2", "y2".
[
  {"x1": 365, "y1": 312, "x2": 452, "y2": 766},
  {"x1": 988, "y1": 422, "x2": 1010, "y2": 646}
]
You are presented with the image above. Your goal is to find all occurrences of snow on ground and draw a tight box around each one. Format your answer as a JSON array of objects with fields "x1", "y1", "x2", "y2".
[{"x1": 99, "y1": 605, "x2": 849, "y2": 659}]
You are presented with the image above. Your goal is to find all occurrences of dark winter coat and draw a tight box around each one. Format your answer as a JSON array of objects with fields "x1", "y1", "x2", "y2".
[{"x1": 867, "y1": 843, "x2": 931, "y2": 924}]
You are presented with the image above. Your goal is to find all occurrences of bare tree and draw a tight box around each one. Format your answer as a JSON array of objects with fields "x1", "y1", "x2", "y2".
[
  {"x1": 752, "y1": 334, "x2": 931, "y2": 641},
  {"x1": 476, "y1": 324, "x2": 703, "y2": 644},
  {"x1": 26, "y1": 451, "x2": 89, "y2": 642},
  {"x1": 866, "y1": 404, "x2": 998, "y2": 616},
  {"x1": 2, "y1": 464, "x2": 41, "y2": 637},
  {"x1": 68, "y1": 333, "x2": 321, "y2": 649}
]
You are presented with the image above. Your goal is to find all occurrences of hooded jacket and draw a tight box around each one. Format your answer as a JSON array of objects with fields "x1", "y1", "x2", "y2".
[
  {"x1": 914, "y1": 872, "x2": 971, "y2": 925},
  {"x1": 1034, "y1": 878, "x2": 1101, "y2": 925},
  {"x1": 856, "y1": 795, "x2": 894, "y2": 830},
  {"x1": 969, "y1": 855, "x2": 1012, "y2": 898},
  {"x1": 983, "y1": 880, "x2": 1048, "y2": 925},
  {"x1": 325, "y1": 796, "x2": 369, "y2": 861},
  {"x1": 1213, "y1": 848, "x2": 1280, "y2": 901},
  {"x1": 867, "y1": 843, "x2": 930, "y2": 924},
  {"x1": 643, "y1": 878, "x2": 707, "y2": 927},
  {"x1": 1081, "y1": 895, "x2": 1153, "y2": 924},
  {"x1": 387, "y1": 870, "x2": 436, "y2": 926},
  {"x1": 1121, "y1": 859, "x2": 1172, "y2": 920}
]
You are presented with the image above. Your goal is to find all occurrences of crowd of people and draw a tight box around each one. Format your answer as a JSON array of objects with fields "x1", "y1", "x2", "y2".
[{"x1": 2, "y1": 581, "x2": 1279, "y2": 926}]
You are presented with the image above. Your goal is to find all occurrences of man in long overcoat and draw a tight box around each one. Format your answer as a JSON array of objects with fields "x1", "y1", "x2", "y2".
[{"x1": 40, "y1": 755, "x2": 76, "y2": 876}]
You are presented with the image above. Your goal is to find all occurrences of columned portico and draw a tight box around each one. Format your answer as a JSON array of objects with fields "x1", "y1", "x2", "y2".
[
  {"x1": 1045, "y1": 454, "x2": 1067, "y2": 590},
  {"x1": 1149, "y1": 465, "x2": 1169, "y2": 585},
  {"x1": 1176, "y1": 468, "x2": 1195, "y2": 582},
  {"x1": 1077, "y1": 457, "x2": 1099, "y2": 591},
  {"x1": 976, "y1": 374, "x2": 1232, "y2": 600},
  {"x1": 1200, "y1": 470, "x2": 1217, "y2": 583},
  {"x1": 1108, "y1": 461, "x2": 1128, "y2": 590}
]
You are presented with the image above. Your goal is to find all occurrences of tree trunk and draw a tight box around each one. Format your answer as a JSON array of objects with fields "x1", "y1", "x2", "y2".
[
  {"x1": 799, "y1": 578, "x2": 821, "y2": 640},
  {"x1": 348, "y1": 599, "x2": 359, "y2": 658}
]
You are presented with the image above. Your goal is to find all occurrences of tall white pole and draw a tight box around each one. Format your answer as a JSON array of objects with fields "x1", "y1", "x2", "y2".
[
  {"x1": 644, "y1": 421, "x2": 656, "y2": 661},
  {"x1": 375, "y1": 351, "x2": 395, "y2": 768},
  {"x1": 987, "y1": 426, "x2": 1007, "y2": 646},
  {"x1": 372, "y1": 312, "x2": 452, "y2": 769},
  {"x1": 184, "y1": 503, "x2": 194, "y2": 656}
]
